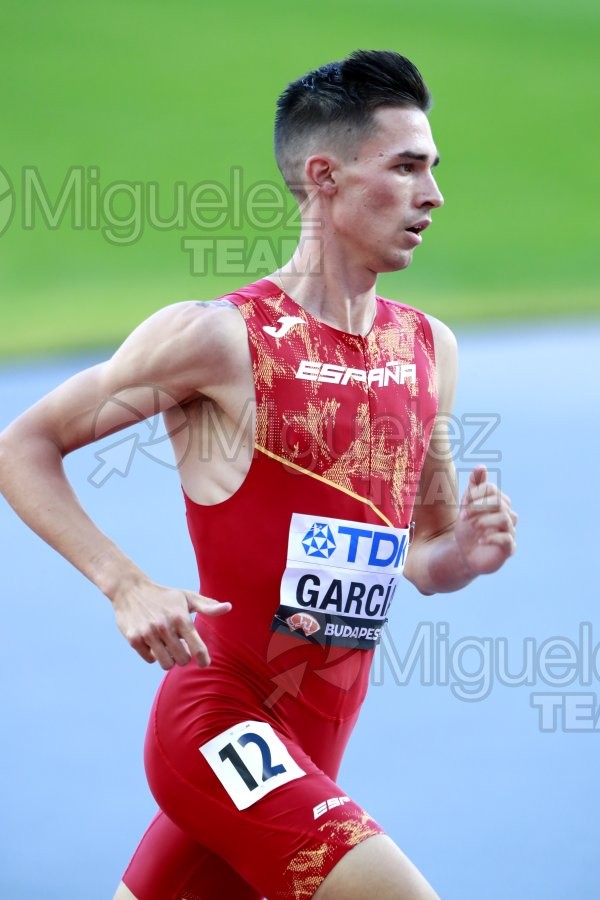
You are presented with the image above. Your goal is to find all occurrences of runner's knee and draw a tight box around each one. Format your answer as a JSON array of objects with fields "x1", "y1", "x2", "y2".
[{"x1": 313, "y1": 834, "x2": 439, "y2": 900}]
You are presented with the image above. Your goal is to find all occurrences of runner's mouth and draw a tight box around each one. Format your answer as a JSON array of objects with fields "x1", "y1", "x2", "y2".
[{"x1": 405, "y1": 219, "x2": 431, "y2": 235}]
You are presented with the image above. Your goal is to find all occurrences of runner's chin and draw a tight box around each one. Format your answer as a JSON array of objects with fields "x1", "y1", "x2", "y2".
[{"x1": 376, "y1": 246, "x2": 415, "y2": 273}]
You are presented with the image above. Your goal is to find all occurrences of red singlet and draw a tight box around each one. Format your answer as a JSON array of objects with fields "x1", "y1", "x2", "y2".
[{"x1": 123, "y1": 279, "x2": 437, "y2": 900}]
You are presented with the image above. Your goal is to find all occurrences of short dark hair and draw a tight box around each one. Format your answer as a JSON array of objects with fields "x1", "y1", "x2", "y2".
[{"x1": 274, "y1": 50, "x2": 432, "y2": 193}]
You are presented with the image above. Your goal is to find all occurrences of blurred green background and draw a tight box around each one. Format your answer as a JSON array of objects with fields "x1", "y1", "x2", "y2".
[{"x1": 1, "y1": 0, "x2": 598, "y2": 358}]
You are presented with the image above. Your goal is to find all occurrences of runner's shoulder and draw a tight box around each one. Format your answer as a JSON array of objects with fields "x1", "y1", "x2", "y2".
[
  {"x1": 424, "y1": 313, "x2": 457, "y2": 355},
  {"x1": 143, "y1": 296, "x2": 242, "y2": 346},
  {"x1": 106, "y1": 296, "x2": 247, "y2": 393},
  {"x1": 118, "y1": 297, "x2": 244, "y2": 361},
  {"x1": 424, "y1": 314, "x2": 458, "y2": 413}
]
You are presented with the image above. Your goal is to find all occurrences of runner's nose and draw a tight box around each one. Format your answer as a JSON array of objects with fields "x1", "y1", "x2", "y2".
[{"x1": 419, "y1": 172, "x2": 444, "y2": 209}]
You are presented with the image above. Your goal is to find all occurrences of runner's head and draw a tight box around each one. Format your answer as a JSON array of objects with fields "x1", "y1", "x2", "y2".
[{"x1": 274, "y1": 50, "x2": 432, "y2": 198}]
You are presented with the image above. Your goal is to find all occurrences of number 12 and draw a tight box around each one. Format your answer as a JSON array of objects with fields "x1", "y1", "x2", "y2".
[{"x1": 219, "y1": 732, "x2": 287, "y2": 791}]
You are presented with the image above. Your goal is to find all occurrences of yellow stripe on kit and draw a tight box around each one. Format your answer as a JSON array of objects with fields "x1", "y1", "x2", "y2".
[{"x1": 254, "y1": 444, "x2": 393, "y2": 527}]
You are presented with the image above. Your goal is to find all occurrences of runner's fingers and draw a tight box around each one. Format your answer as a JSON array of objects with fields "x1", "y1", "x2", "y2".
[
  {"x1": 203, "y1": 601, "x2": 232, "y2": 617},
  {"x1": 178, "y1": 619, "x2": 211, "y2": 667},
  {"x1": 130, "y1": 635, "x2": 156, "y2": 664},
  {"x1": 463, "y1": 480, "x2": 503, "y2": 509},
  {"x1": 165, "y1": 631, "x2": 192, "y2": 667},
  {"x1": 147, "y1": 641, "x2": 176, "y2": 671},
  {"x1": 473, "y1": 512, "x2": 517, "y2": 537},
  {"x1": 462, "y1": 493, "x2": 517, "y2": 521},
  {"x1": 468, "y1": 465, "x2": 487, "y2": 488},
  {"x1": 478, "y1": 531, "x2": 517, "y2": 554},
  {"x1": 467, "y1": 481, "x2": 508, "y2": 501},
  {"x1": 462, "y1": 496, "x2": 502, "y2": 519},
  {"x1": 139, "y1": 619, "x2": 187, "y2": 669},
  {"x1": 186, "y1": 592, "x2": 232, "y2": 618}
]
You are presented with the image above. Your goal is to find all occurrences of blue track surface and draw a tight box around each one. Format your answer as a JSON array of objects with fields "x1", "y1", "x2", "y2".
[{"x1": 1, "y1": 321, "x2": 598, "y2": 899}]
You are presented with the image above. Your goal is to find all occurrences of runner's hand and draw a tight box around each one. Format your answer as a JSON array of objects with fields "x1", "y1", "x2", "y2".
[
  {"x1": 111, "y1": 579, "x2": 232, "y2": 669},
  {"x1": 454, "y1": 465, "x2": 518, "y2": 577}
]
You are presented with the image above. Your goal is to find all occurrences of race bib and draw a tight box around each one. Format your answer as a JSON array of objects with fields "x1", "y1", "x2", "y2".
[
  {"x1": 199, "y1": 720, "x2": 306, "y2": 810},
  {"x1": 270, "y1": 513, "x2": 410, "y2": 649}
]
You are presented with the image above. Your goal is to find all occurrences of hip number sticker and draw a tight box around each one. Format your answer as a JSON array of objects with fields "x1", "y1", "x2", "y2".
[{"x1": 199, "y1": 720, "x2": 306, "y2": 810}]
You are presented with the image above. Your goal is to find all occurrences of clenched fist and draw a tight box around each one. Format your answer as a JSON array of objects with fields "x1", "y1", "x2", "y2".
[{"x1": 454, "y1": 465, "x2": 518, "y2": 577}]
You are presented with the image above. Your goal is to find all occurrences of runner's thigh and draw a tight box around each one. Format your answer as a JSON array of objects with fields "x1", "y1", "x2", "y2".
[
  {"x1": 122, "y1": 810, "x2": 261, "y2": 900},
  {"x1": 146, "y1": 715, "x2": 386, "y2": 898}
]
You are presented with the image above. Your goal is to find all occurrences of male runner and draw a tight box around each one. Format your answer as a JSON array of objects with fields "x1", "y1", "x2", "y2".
[{"x1": 0, "y1": 51, "x2": 517, "y2": 899}]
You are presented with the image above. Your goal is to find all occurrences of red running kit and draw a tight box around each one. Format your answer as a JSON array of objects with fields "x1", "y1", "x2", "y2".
[{"x1": 123, "y1": 278, "x2": 438, "y2": 900}]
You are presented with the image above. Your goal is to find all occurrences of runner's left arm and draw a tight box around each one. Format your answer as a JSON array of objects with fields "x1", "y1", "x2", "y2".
[{"x1": 403, "y1": 316, "x2": 518, "y2": 595}]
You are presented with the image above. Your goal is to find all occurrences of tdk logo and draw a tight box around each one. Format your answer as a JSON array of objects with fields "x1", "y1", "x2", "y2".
[
  {"x1": 338, "y1": 524, "x2": 408, "y2": 569},
  {"x1": 302, "y1": 523, "x2": 336, "y2": 558},
  {"x1": 301, "y1": 521, "x2": 408, "y2": 570}
]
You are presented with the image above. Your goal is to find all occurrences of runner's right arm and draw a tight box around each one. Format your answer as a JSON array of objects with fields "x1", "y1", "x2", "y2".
[{"x1": 0, "y1": 301, "x2": 237, "y2": 668}]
